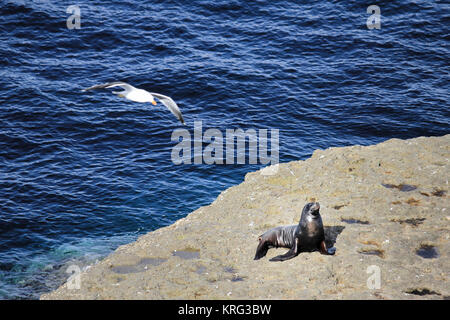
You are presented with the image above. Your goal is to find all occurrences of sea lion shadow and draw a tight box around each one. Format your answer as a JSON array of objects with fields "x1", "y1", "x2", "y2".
[{"x1": 324, "y1": 226, "x2": 345, "y2": 249}]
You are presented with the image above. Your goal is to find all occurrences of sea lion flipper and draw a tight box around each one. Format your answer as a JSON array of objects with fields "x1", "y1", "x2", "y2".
[
  {"x1": 319, "y1": 240, "x2": 336, "y2": 255},
  {"x1": 254, "y1": 239, "x2": 269, "y2": 260},
  {"x1": 269, "y1": 238, "x2": 299, "y2": 262},
  {"x1": 269, "y1": 249, "x2": 296, "y2": 261}
]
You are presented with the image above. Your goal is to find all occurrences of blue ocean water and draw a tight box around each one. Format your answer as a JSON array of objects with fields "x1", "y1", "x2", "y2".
[{"x1": 0, "y1": 0, "x2": 448, "y2": 299}]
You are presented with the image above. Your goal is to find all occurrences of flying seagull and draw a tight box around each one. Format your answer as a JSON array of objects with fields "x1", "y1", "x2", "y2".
[{"x1": 82, "y1": 81, "x2": 185, "y2": 125}]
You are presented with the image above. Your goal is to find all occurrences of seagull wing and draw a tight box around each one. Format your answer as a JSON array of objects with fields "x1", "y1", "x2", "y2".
[
  {"x1": 151, "y1": 93, "x2": 185, "y2": 125},
  {"x1": 82, "y1": 81, "x2": 135, "y2": 93}
]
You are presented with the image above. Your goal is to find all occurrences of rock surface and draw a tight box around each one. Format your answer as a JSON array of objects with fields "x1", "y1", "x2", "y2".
[{"x1": 41, "y1": 135, "x2": 449, "y2": 300}]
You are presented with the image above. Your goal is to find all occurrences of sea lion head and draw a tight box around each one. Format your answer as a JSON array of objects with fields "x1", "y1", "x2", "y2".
[{"x1": 302, "y1": 202, "x2": 321, "y2": 219}]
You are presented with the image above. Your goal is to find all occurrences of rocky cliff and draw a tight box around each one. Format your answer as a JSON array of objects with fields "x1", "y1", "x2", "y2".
[{"x1": 41, "y1": 134, "x2": 449, "y2": 300}]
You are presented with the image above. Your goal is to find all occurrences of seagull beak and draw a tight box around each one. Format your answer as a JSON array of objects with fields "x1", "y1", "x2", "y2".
[{"x1": 151, "y1": 100, "x2": 157, "y2": 105}]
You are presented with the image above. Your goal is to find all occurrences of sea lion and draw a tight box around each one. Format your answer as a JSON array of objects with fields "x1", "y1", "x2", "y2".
[{"x1": 254, "y1": 202, "x2": 336, "y2": 261}]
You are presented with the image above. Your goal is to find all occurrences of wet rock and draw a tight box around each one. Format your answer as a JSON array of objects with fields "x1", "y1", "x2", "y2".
[{"x1": 416, "y1": 245, "x2": 439, "y2": 259}]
